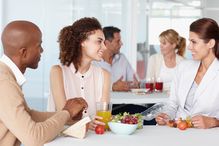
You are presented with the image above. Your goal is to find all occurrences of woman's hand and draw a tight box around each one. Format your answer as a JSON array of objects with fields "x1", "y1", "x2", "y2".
[
  {"x1": 88, "y1": 116, "x2": 105, "y2": 131},
  {"x1": 155, "y1": 113, "x2": 170, "y2": 125},
  {"x1": 191, "y1": 115, "x2": 218, "y2": 129}
]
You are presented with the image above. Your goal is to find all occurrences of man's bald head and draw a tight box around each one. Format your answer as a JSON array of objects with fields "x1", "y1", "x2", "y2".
[
  {"x1": 1, "y1": 20, "x2": 41, "y2": 57},
  {"x1": 1, "y1": 20, "x2": 43, "y2": 73}
]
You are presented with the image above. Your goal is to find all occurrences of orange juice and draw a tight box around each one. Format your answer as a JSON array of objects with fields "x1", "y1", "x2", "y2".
[{"x1": 96, "y1": 110, "x2": 112, "y2": 130}]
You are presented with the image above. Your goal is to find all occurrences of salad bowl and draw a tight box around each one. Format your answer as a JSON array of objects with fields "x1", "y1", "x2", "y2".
[
  {"x1": 108, "y1": 122, "x2": 138, "y2": 135},
  {"x1": 108, "y1": 112, "x2": 142, "y2": 135}
]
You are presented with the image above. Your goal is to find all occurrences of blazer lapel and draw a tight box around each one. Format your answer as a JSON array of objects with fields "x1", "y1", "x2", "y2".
[
  {"x1": 194, "y1": 59, "x2": 219, "y2": 102},
  {"x1": 180, "y1": 61, "x2": 200, "y2": 108}
]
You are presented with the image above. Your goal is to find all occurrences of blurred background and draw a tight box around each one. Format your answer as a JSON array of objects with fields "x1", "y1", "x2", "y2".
[{"x1": 0, "y1": 0, "x2": 218, "y2": 111}]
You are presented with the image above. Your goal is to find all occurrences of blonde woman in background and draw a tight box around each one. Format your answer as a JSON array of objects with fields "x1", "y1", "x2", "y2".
[{"x1": 146, "y1": 29, "x2": 186, "y2": 91}]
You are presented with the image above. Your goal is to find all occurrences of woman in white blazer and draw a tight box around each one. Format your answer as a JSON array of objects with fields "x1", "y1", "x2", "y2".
[{"x1": 156, "y1": 18, "x2": 219, "y2": 129}]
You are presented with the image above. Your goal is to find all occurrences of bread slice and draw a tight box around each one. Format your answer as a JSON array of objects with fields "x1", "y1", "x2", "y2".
[{"x1": 62, "y1": 116, "x2": 91, "y2": 139}]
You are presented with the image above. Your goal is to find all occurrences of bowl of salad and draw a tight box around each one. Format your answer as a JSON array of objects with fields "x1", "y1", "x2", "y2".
[{"x1": 108, "y1": 112, "x2": 143, "y2": 135}]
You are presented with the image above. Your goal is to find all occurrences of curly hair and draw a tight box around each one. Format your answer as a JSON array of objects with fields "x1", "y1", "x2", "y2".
[{"x1": 58, "y1": 17, "x2": 102, "y2": 72}]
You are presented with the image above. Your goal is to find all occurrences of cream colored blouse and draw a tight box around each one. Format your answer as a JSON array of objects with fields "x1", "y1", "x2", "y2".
[{"x1": 47, "y1": 63, "x2": 104, "y2": 116}]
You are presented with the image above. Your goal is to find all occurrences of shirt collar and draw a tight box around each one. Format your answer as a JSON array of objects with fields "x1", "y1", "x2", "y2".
[
  {"x1": 0, "y1": 54, "x2": 26, "y2": 86},
  {"x1": 69, "y1": 63, "x2": 92, "y2": 78},
  {"x1": 112, "y1": 53, "x2": 121, "y2": 63}
]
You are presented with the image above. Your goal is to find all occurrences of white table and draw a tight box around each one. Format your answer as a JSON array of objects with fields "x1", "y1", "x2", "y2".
[
  {"x1": 110, "y1": 91, "x2": 168, "y2": 104},
  {"x1": 44, "y1": 126, "x2": 219, "y2": 146}
]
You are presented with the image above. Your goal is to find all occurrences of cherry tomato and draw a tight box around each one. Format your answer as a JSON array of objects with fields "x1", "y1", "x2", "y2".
[
  {"x1": 95, "y1": 125, "x2": 105, "y2": 134},
  {"x1": 177, "y1": 121, "x2": 188, "y2": 130}
]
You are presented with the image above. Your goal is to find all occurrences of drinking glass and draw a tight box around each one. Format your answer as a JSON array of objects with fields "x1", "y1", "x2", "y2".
[
  {"x1": 145, "y1": 78, "x2": 154, "y2": 92},
  {"x1": 96, "y1": 102, "x2": 112, "y2": 130},
  {"x1": 155, "y1": 77, "x2": 163, "y2": 92}
]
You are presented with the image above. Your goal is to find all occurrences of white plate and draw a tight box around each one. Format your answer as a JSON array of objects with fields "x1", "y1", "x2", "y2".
[{"x1": 130, "y1": 88, "x2": 150, "y2": 94}]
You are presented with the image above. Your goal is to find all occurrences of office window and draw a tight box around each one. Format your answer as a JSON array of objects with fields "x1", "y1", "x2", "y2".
[
  {"x1": 0, "y1": 0, "x2": 202, "y2": 111},
  {"x1": 148, "y1": 1, "x2": 202, "y2": 57},
  {"x1": 136, "y1": 0, "x2": 202, "y2": 80}
]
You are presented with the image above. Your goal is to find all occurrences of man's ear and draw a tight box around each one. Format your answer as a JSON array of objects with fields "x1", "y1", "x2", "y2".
[
  {"x1": 19, "y1": 47, "x2": 28, "y2": 58},
  {"x1": 104, "y1": 40, "x2": 110, "y2": 46}
]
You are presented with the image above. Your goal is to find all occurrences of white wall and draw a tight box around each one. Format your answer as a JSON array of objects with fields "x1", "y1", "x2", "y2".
[
  {"x1": 203, "y1": 0, "x2": 219, "y2": 23},
  {"x1": 0, "y1": 0, "x2": 74, "y2": 110},
  {"x1": 71, "y1": 0, "x2": 138, "y2": 69},
  {"x1": 0, "y1": 0, "x2": 140, "y2": 110},
  {"x1": 0, "y1": 0, "x2": 206, "y2": 110}
]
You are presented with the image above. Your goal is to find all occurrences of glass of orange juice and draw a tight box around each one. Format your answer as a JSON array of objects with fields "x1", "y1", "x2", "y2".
[{"x1": 96, "y1": 102, "x2": 112, "y2": 130}]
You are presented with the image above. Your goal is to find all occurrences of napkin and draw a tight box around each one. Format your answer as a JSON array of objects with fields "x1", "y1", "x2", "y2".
[{"x1": 62, "y1": 116, "x2": 91, "y2": 139}]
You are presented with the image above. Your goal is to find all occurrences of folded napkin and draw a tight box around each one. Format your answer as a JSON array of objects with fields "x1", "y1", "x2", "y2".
[{"x1": 62, "y1": 116, "x2": 91, "y2": 139}]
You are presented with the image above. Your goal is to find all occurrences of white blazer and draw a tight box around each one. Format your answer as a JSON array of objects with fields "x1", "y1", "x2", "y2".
[{"x1": 166, "y1": 58, "x2": 219, "y2": 119}]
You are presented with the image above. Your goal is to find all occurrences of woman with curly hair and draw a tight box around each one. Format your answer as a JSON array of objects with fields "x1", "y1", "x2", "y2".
[{"x1": 47, "y1": 17, "x2": 111, "y2": 130}]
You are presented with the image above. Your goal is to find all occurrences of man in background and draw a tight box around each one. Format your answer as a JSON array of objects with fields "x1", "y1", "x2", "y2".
[
  {"x1": 0, "y1": 20, "x2": 87, "y2": 146},
  {"x1": 94, "y1": 26, "x2": 139, "y2": 91}
]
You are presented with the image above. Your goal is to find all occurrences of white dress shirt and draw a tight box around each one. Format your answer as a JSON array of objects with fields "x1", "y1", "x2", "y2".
[
  {"x1": 0, "y1": 54, "x2": 26, "y2": 86},
  {"x1": 184, "y1": 81, "x2": 197, "y2": 112},
  {"x1": 93, "y1": 53, "x2": 136, "y2": 84},
  {"x1": 159, "y1": 61, "x2": 177, "y2": 91}
]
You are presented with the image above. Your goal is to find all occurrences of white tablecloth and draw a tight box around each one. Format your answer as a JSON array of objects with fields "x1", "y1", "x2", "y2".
[
  {"x1": 110, "y1": 91, "x2": 168, "y2": 104},
  {"x1": 44, "y1": 126, "x2": 219, "y2": 146}
]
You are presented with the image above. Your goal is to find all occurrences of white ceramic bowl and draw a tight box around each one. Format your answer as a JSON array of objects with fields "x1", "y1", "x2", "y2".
[{"x1": 108, "y1": 122, "x2": 138, "y2": 135}]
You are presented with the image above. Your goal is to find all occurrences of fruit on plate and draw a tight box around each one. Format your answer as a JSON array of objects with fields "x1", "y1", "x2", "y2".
[
  {"x1": 167, "y1": 120, "x2": 177, "y2": 128},
  {"x1": 95, "y1": 125, "x2": 105, "y2": 134},
  {"x1": 185, "y1": 116, "x2": 193, "y2": 128},
  {"x1": 167, "y1": 116, "x2": 193, "y2": 130},
  {"x1": 111, "y1": 112, "x2": 143, "y2": 129},
  {"x1": 177, "y1": 120, "x2": 188, "y2": 130}
]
